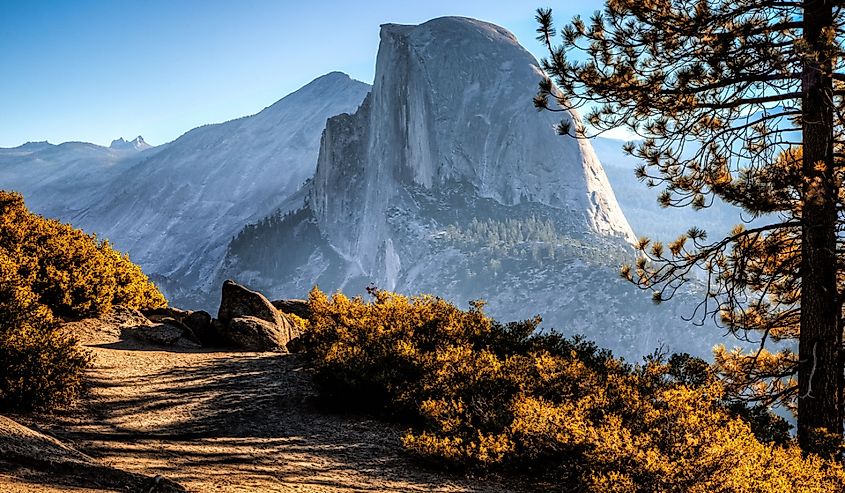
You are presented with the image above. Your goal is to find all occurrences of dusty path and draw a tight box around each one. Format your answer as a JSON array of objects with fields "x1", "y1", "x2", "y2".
[{"x1": 2, "y1": 314, "x2": 522, "y2": 492}]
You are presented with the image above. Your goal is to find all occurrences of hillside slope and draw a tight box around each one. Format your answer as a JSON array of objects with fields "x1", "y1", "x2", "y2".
[
  {"x1": 4, "y1": 311, "x2": 526, "y2": 492},
  {"x1": 219, "y1": 17, "x2": 719, "y2": 359},
  {"x1": 0, "y1": 73, "x2": 371, "y2": 304}
]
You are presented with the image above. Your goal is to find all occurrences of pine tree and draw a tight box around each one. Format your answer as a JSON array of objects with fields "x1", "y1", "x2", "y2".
[{"x1": 535, "y1": 1, "x2": 844, "y2": 455}]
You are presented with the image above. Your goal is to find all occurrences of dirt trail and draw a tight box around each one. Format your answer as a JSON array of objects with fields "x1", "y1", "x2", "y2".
[{"x1": 1, "y1": 314, "x2": 520, "y2": 492}]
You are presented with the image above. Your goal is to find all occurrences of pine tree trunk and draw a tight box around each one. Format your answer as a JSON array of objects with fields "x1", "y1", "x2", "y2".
[{"x1": 798, "y1": 0, "x2": 841, "y2": 454}]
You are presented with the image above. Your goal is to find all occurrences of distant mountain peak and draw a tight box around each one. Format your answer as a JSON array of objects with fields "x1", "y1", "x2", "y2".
[
  {"x1": 110, "y1": 136, "x2": 151, "y2": 151},
  {"x1": 318, "y1": 71, "x2": 352, "y2": 81},
  {"x1": 295, "y1": 72, "x2": 366, "y2": 94},
  {"x1": 256, "y1": 72, "x2": 370, "y2": 120}
]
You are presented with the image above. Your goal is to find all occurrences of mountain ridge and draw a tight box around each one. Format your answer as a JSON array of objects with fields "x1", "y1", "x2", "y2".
[
  {"x1": 0, "y1": 72, "x2": 371, "y2": 301},
  {"x1": 217, "y1": 17, "x2": 718, "y2": 359},
  {"x1": 0, "y1": 18, "x2": 724, "y2": 359}
]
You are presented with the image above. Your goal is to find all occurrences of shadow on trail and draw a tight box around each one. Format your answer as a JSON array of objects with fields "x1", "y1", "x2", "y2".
[
  {"x1": 88, "y1": 353, "x2": 309, "y2": 437},
  {"x1": 43, "y1": 352, "x2": 500, "y2": 492}
]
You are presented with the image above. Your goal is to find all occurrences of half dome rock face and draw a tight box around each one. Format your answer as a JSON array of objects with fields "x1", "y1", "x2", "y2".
[
  {"x1": 220, "y1": 18, "x2": 723, "y2": 361},
  {"x1": 310, "y1": 16, "x2": 635, "y2": 270}
]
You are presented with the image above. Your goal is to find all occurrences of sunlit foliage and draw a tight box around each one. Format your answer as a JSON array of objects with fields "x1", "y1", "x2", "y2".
[
  {"x1": 304, "y1": 287, "x2": 845, "y2": 491},
  {"x1": 535, "y1": 0, "x2": 845, "y2": 452},
  {"x1": 0, "y1": 251, "x2": 89, "y2": 410},
  {"x1": 442, "y1": 216, "x2": 629, "y2": 266},
  {"x1": 0, "y1": 190, "x2": 166, "y2": 410},
  {"x1": 0, "y1": 191, "x2": 166, "y2": 316}
]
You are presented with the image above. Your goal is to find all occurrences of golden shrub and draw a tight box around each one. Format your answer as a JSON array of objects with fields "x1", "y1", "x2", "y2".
[
  {"x1": 0, "y1": 190, "x2": 165, "y2": 410},
  {"x1": 0, "y1": 251, "x2": 89, "y2": 409},
  {"x1": 0, "y1": 190, "x2": 165, "y2": 317},
  {"x1": 99, "y1": 244, "x2": 167, "y2": 310},
  {"x1": 303, "y1": 286, "x2": 845, "y2": 491},
  {"x1": 285, "y1": 311, "x2": 310, "y2": 330}
]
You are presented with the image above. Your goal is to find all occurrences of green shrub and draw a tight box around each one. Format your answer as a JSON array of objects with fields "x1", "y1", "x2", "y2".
[
  {"x1": 304, "y1": 286, "x2": 845, "y2": 492},
  {"x1": 0, "y1": 190, "x2": 166, "y2": 410}
]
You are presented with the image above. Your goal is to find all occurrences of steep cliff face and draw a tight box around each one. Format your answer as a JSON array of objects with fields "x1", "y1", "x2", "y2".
[
  {"x1": 309, "y1": 18, "x2": 635, "y2": 277},
  {"x1": 221, "y1": 18, "x2": 722, "y2": 359}
]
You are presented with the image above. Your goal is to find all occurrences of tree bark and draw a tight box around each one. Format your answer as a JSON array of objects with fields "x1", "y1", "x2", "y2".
[{"x1": 798, "y1": 0, "x2": 841, "y2": 454}]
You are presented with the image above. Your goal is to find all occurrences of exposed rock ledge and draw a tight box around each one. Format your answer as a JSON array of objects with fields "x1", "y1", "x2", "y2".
[{"x1": 0, "y1": 415, "x2": 185, "y2": 491}]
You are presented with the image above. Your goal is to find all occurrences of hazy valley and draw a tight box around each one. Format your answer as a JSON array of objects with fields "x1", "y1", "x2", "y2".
[
  {"x1": 0, "y1": 18, "x2": 743, "y2": 361},
  {"x1": 3, "y1": 4, "x2": 837, "y2": 491}
]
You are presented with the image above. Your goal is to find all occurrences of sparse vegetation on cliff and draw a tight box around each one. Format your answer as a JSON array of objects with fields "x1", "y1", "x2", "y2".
[{"x1": 441, "y1": 216, "x2": 628, "y2": 266}]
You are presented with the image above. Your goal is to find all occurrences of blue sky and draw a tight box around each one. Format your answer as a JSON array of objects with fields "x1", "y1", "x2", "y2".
[{"x1": 0, "y1": 1, "x2": 605, "y2": 148}]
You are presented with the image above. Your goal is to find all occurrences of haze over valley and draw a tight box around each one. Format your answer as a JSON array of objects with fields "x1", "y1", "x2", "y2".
[{"x1": 0, "y1": 17, "x2": 746, "y2": 360}]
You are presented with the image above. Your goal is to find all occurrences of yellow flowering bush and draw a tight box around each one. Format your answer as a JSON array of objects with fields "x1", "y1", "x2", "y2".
[
  {"x1": 0, "y1": 190, "x2": 166, "y2": 410},
  {"x1": 304, "y1": 286, "x2": 845, "y2": 491},
  {"x1": 0, "y1": 251, "x2": 89, "y2": 409},
  {"x1": 0, "y1": 191, "x2": 165, "y2": 316}
]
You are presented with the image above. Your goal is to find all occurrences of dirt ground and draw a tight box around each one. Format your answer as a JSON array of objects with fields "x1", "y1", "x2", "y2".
[{"x1": 0, "y1": 312, "x2": 527, "y2": 492}]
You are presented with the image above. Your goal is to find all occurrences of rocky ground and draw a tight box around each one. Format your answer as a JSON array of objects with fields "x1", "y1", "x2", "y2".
[{"x1": 0, "y1": 306, "x2": 529, "y2": 492}]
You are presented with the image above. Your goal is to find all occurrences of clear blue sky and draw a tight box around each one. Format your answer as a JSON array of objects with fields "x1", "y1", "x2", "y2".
[{"x1": 0, "y1": 1, "x2": 604, "y2": 148}]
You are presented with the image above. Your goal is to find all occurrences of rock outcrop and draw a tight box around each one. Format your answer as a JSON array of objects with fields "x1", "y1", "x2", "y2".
[
  {"x1": 271, "y1": 299, "x2": 311, "y2": 320},
  {"x1": 0, "y1": 415, "x2": 186, "y2": 491},
  {"x1": 62, "y1": 306, "x2": 201, "y2": 349},
  {"x1": 184, "y1": 310, "x2": 220, "y2": 346},
  {"x1": 219, "y1": 279, "x2": 284, "y2": 326},
  {"x1": 226, "y1": 316, "x2": 288, "y2": 352},
  {"x1": 216, "y1": 280, "x2": 302, "y2": 352},
  {"x1": 124, "y1": 321, "x2": 201, "y2": 349},
  {"x1": 142, "y1": 307, "x2": 192, "y2": 323},
  {"x1": 60, "y1": 284, "x2": 306, "y2": 353}
]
